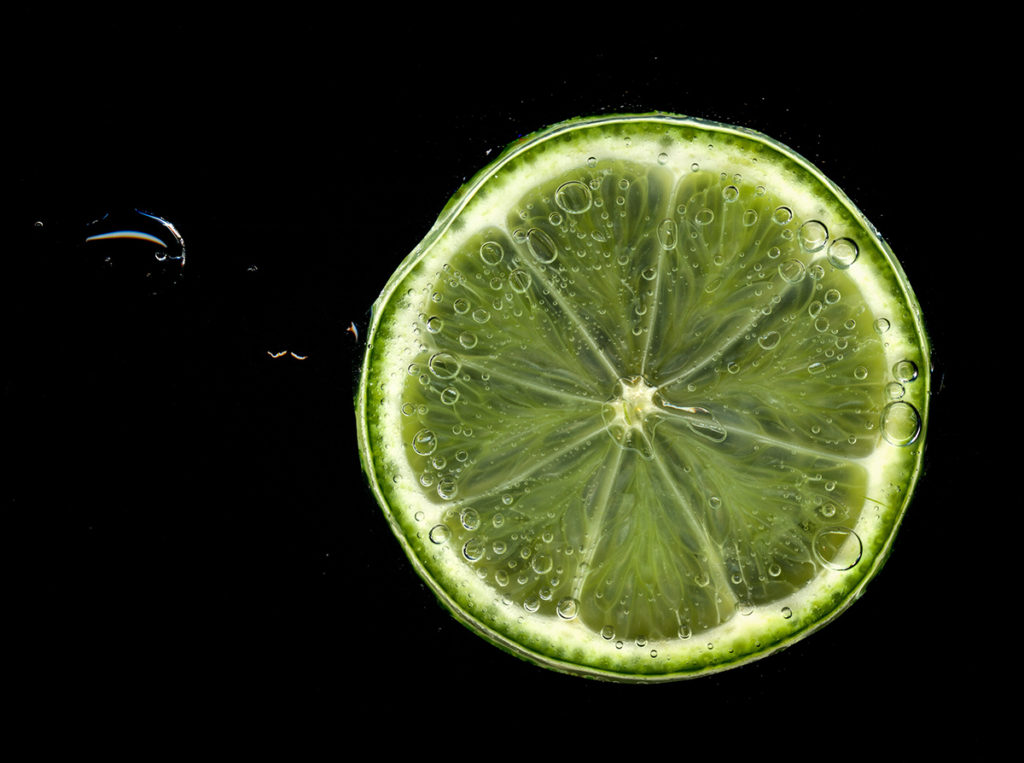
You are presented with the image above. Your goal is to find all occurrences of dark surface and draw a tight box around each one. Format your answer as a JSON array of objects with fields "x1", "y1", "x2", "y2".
[{"x1": 10, "y1": 26, "x2": 978, "y2": 738}]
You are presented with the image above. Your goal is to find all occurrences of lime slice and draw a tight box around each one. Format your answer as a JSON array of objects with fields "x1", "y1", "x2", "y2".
[{"x1": 356, "y1": 113, "x2": 929, "y2": 681}]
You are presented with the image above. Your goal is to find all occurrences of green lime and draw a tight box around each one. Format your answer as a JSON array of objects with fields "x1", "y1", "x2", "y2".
[{"x1": 356, "y1": 113, "x2": 929, "y2": 681}]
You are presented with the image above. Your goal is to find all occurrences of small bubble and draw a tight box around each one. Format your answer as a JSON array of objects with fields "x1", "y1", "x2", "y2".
[
  {"x1": 813, "y1": 526, "x2": 863, "y2": 571},
  {"x1": 556, "y1": 598, "x2": 579, "y2": 620},
  {"x1": 881, "y1": 401, "x2": 921, "y2": 446},
  {"x1": 428, "y1": 525, "x2": 450, "y2": 544},
  {"x1": 531, "y1": 554, "x2": 554, "y2": 575},
  {"x1": 772, "y1": 206, "x2": 793, "y2": 225},
  {"x1": 742, "y1": 209, "x2": 758, "y2": 226},
  {"x1": 459, "y1": 331, "x2": 478, "y2": 349},
  {"x1": 555, "y1": 180, "x2": 593, "y2": 214},
  {"x1": 690, "y1": 162, "x2": 700, "y2": 172},
  {"x1": 453, "y1": 297, "x2": 470, "y2": 314},
  {"x1": 678, "y1": 625, "x2": 691, "y2": 639},
  {"x1": 893, "y1": 359, "x2": 919, "y2": 382},
  {"x1": 527, "y1": 228, "x2": 558, "y2": 263},
  {"x1": 480, "y1": 241, "x2": 504, "y2": 266},
  {"x1": 495, "y1": 569, "x2": 509, "y2": 586},
  {"x1": 440, "y1": 387, "x2": 460, "y2": 404},
  {"x1": 601, "y1": 625, "x2": 615, "y2": 640},
  {"x1": 874, "y1": 317, "x2": 891, "y2": 334},
  {"x1": 463, "y1": 539, "x2": 484, "y2": 562},
  {"x1": 798, "y1": 220, "x2": 828, "y2": 252},
  {"x1": 758, "y1": 331, "x2": 781, "y2": 350},
  {"x1": 437, "y1": 477, "x2": 458, "y2": 500},
  {"x1": 778, "y1": 259, "x2": 806, "y2": 283},
  {"x1": 501, "y1": 494, "x2": 514, "y2": 505},
  {"x1": 722, "y1": 185, "x2": 739, "y2": 202},
  {"x1": 657, "y1": 152, "x2": 669, "y2": 165},
  {"x1": 412, "y1": 429, "x2": 438, "y2": 456},
  {"x1": 548, "y1": 211, "x2": 563, "y2": 226},
  {"x1": 854, "y1": 366, "x2": 869, "y2": 380},
  {"x1": 781, "y1": 606, "x2": 793, "y2": 619},
  {"x1": 768, "y1": 563, "x2": 782, "y2": 577},
  {"x1": 694, "y1": 208, "x2": 715, "y2": 225},
  {"x1": 824, "y1": 288, "x2": 841, "y2": 305},
  {"x1": 425, "y1": 316, "x2": 443, "y2": 333},
  {"x1": 460, "y1": 508, "x2": 480, "y2": 530},
  {"x1": 586, "y1": 156, "x2": 597, "y2": 168},
  {"x1": 657, "y1": 219, "x2": 678, "y2": 249},
  {"x1": 827, "y1": 238, "x2": 859, "y2": 269},
  {"x1": 808, "y1": 361, "x2": 827, "y2": 375},
  {"x1": 429, "y1": 352, "x2": 460, "y2": 379},
  {"x1": 472, "y1": 308, "x2": 490, "y2": 324},
  {"x1": 709, "y1": 495, "x2": 722, "y2": 509},
  {"x1": 524, "y1": 596, "x2": 540, "y2": 613}
]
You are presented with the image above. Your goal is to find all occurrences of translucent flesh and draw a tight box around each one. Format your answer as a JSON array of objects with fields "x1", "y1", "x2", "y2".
[{"x1": 359, "y1": 116, "x2": 928, "y2": 679}]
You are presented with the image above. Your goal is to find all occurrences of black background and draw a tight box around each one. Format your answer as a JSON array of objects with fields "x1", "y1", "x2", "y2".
[{"x1": 10, "y1": 23, "x2": 981, "y2": 741}]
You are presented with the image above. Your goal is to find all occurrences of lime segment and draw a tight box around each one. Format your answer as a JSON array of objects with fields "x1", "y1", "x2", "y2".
[{"x1": 357, "y1": 114, "x2": 929, "y2": 681}]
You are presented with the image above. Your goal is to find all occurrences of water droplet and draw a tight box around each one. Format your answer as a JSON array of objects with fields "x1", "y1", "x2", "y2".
[
  {"x1": 772, "y1": 206, "x2": 793, "y2": 225},
  {"x1": 459, "y1": 331, "x2": 478, "y2": 349},
  {"x1": 412, "y1": 429, "x2": 438, "y2": 456},
  {"x1": 425, "y1": 316, "x2": 443, "y2": 333},
  {"x1": 722, "y1": 185, "x2": 739, "y2": 202},
  {"x1": 657, "y1": 218, "x2": 678, "y2": 249},
  {"x1": 527, "y1": 228, "x2": 558, "y2": 263},
  {"x1": 586, "y1": 156, "x2": 597, "y2": 168},
  {"x1": 453, "y1": 297, "x2": 470, "y2": 314},
  {"x1": 554, "y1": 180, "x2": 593, "y2": 214},
  {"x1": 495, "y1": 569, "x2": 509, "y2": 586},
  {"x1": 708, "y1": 495, "x2": 722, "y2": 510},
  {"x1": 758, "y1": 331, "x2": 781, "y2": 350},
  {"x1": 768, "y1": 563, "x2": 782, "y2": 577},
  {"x1": 548, "y1": 211, "x2": 563, "y2": 226},
  {"x1": 440, "y1": 387, "x2": 460, "y2": 404},
  {"x1": 827, "y1": 238, "x2": 859, "y2": 269},
  {"x1": 854, "y1": 365, "x2": 869, "y2": 380},
  {"x1": 781, "y1": 606, "x2": 793, "y2": 619},
  {"x1": 873, "y1": 317, "x2": 891, "y2": 334},
  {"x1": 463, "y1": 538, "x2": 485, "y2": 562},
  {"x1": 778, "y1": 259, "x2": 806, "y2": 283},
  {"x1": 601, "y1": 625, "x2": 615, "y2": 640},
  {"x1": 556, "y1": 598, "x2": 579, "y2": 620},
  {"x1": 678, "y1": 625, "x2": 692, "y2": 639},
  {"x1": 472, "y1": 308, "x2": 490, "y2": 324},
  {"x1": 824, "y1": 288, "x2": 841, "y2": 305},
  {"x1": 501, "y1": 494, "x2": 514, "y2": 505},
  {"x1": 893, "y1": 359, "x2": 919, "y2": 382},
  {"x1": 694, "y1": 208, "x2": 715, "y2": 225},
  {"x1": 813, "y1": 526, "x2": 863, "y2": 571},
  {"x1": 428, "y1": 352, "x2": 460, "y2": 379},
  {"x1": 428, "y1": 525, "x2": 450, "y2": 544},
  {"x1": 798, "y1": 220, "x2": 828, "y2": 252},
  {"x1": 881, "y1": 401, "x2": 921, "y2": 446},
  {"x1": 742, "y1": 209, "x2": 758, "y2": 226},
  {"x1": 523, "y1": 596, "x2": 540, "y2": 613},
  {"x1": 509, "y1": 269, "x2": 532, "y2": 293},
  {"x1": 690, "y1": 162, "x2": 700, "y2": 172},
  {"x1": 767, "y1": 246, "x2": 781, "y2": 259}
]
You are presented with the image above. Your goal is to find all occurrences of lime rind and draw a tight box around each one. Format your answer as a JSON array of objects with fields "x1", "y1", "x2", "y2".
[{"x1": 357, "y1": 113, "x2": 929, "y2": 681}]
